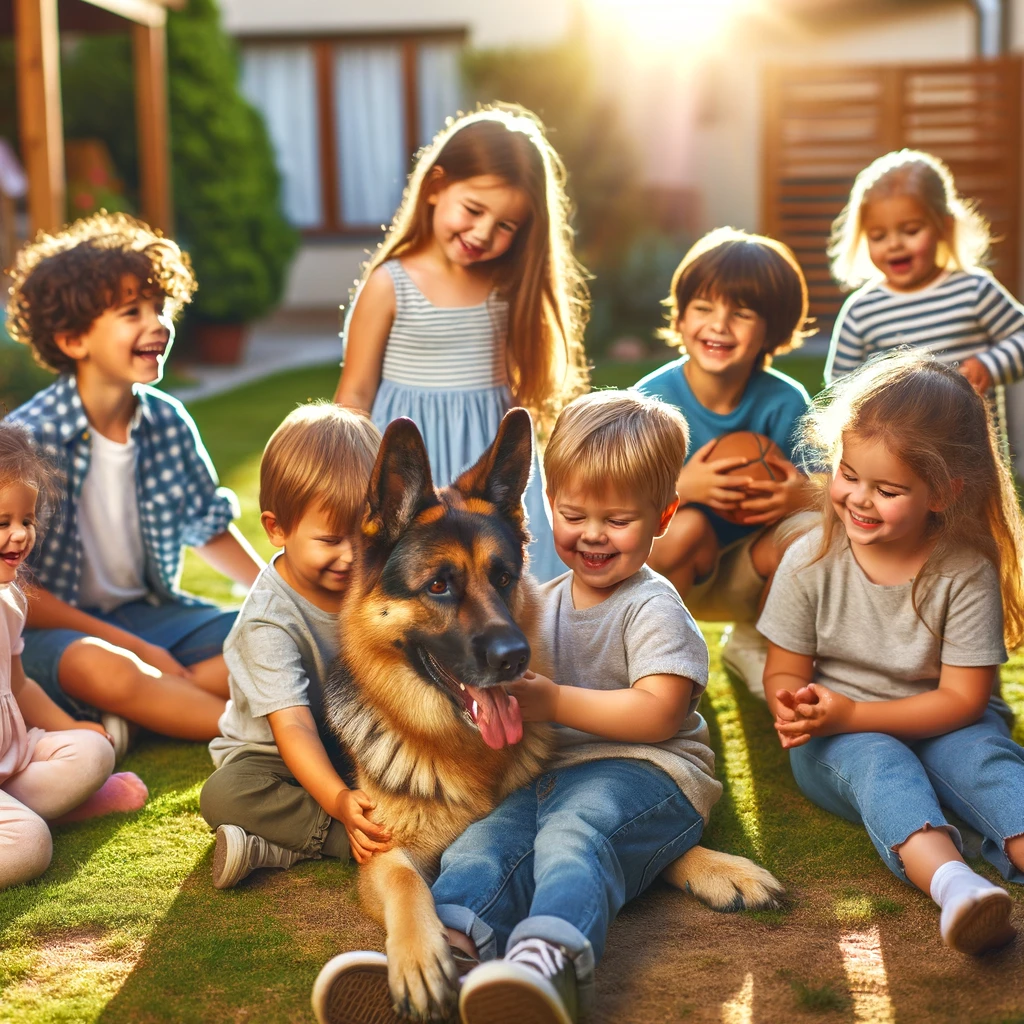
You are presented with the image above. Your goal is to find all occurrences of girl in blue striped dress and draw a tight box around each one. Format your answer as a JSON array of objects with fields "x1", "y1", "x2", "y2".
[
  {"x1": 334, "y1": 106, "x2": 589, "y2": 582},
  {"x1": 825, "y1": 149, "x2": 1024, "y2": 392}
]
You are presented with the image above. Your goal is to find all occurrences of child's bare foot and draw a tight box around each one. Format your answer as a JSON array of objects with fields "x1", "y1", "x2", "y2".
[{"x1": 51, "y1": 772, "x2": 149, "y2": 825}]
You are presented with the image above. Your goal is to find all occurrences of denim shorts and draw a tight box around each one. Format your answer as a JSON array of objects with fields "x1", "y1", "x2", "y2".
[{"x1": 21, "y1": 597, "x2": 237, "y2": 720}]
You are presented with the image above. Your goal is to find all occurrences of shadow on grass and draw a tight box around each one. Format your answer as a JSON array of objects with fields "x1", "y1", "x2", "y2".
[{"x1": 98, "y1": 846, "x2": 380, "y2": 1024}]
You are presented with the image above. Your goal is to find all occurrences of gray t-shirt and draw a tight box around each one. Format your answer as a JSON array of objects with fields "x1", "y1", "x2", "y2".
[
  {"x1": 209, "y1": 554, "x2": 339, "y2": 767},
  {"x1": 757, "y1": 528, "x2": 1007, "y2": 704},
  {"x1": 536, "y1": 565, "x2": 722, "y2": 822}
]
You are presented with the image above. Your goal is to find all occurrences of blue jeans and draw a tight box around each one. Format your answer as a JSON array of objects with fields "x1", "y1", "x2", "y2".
[
  {"x1": 431, "y1": 759, "x2": 704, "y2": 1016},
  {"x1": 21, "y1": 597, "x2": 237, "y2": 719},
  {"x1": 790, "y1": 707, "x2": 1024, "y2": 884}
]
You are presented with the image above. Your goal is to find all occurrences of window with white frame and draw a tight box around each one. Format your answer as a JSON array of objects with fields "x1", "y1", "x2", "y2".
[{"x1": 240, "y1": 35, "x2": 464, "y2": 233}]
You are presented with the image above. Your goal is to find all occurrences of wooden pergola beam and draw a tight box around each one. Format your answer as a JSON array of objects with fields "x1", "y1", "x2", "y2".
[
  {"x1": 13, "y1": 0, "x2": 175, "y2": 236},
  {"x1": 133, "y1": 19, "x2": 172, "y2": 232},
  {"x1": 15, "y1": 0, "x2": 65, "y2": 234}
]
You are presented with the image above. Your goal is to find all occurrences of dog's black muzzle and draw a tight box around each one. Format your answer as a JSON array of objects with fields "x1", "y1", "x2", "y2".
[{"x1": 475, "y1": 626, "x2": 530, "y2": 682}]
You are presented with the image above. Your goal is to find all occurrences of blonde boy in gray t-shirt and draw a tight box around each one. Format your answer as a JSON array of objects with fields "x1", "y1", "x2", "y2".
[
  {"x1": 432, "y1": 392, "x2": 724, "y2": 1024},
  {"x1": 200, "y1": 404, "x2": 390, "y2": 889}
]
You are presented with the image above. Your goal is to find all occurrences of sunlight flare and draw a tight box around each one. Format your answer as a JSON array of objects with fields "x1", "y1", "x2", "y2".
[
  {"x1": 587, "y1": 0, "x2": 754, "y2": 50},
  {"x1": 838, "y1": 926, "x2": 896, "y2": 1024},
  {"x1": 721, "y1": 972, "x2": 755, "y2": 1024}
]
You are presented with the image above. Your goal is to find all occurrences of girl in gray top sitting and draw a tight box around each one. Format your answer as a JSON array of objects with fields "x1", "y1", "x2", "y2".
[{"x1": 759, "y1": 350, "x2": 1024, "y2": 957}]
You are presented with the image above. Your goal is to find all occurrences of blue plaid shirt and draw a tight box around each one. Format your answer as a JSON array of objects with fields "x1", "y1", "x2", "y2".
[{"x1": 7, "y1": 374, "x2": 239, "y2": 606}]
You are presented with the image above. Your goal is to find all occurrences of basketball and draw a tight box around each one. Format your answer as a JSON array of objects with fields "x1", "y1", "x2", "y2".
[{"x1": 704, "y1": 432, "x2": 787, "y2": 525}]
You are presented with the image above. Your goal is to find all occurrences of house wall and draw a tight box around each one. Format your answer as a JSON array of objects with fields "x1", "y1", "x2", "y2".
[
  {"x1": 220, "y1": 0, "x2": 572, "y2": 309},
  {"x1": 217, "y1": 0, "x2": 572, "y2": 48}
]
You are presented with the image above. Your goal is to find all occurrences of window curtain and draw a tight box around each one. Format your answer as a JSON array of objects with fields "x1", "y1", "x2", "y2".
[
  {"x1": 417, "y1": 42, "x2": 463, "y2": 148},
  {"x1": 240, "y1": 45, "x2": 323, "y2": 228},
  {"x1": 334, "y1": 45, "x2": 406, "y2": 227}
]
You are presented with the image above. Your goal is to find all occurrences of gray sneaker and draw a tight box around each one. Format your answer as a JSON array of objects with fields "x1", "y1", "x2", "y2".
[
  {"x1": 459, "y1": 938, "x2": 577, "y2": 1024},
  {"x1": 211, "y1": 823, "x2": 308, "y2": 890},
  {"x1": 100, "y1": 712, "x2": 133, "y2": 762}
]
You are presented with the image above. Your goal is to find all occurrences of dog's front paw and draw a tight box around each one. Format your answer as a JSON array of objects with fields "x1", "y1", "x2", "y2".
[
  {"x1": 386, "y1": 926, "x2": 459, "y2": 1021},
  {"x1": 663, "y1": 845, "x2": 786, "y2": 912}
]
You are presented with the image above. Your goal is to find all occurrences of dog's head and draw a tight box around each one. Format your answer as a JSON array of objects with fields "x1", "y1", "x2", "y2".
[{"x1": 341, "y1": 408, "x2": 537, "y2": 749}]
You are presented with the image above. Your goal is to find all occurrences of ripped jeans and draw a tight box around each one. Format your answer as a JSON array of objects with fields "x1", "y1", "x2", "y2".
[{"x1": 789, "y1": 707, "x2": 1024, "y2": 884}]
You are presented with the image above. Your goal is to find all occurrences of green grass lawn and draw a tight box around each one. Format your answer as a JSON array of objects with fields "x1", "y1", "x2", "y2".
[{"x1": 1, "y1": 362, "x2": 1022, "y2": 1023}]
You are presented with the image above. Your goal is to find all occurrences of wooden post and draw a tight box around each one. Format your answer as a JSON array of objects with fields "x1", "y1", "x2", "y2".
[
  {"x1": 14, "y1": 0, "x2": 65, "y2": 234},
  {"x1": 132, "y1": 18, "x2": 173, "y2": 233}
]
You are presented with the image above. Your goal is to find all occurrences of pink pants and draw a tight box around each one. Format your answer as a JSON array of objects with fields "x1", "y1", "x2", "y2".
[{"x1": 0, "y1": 730, "x2": 114, "y2": 889}]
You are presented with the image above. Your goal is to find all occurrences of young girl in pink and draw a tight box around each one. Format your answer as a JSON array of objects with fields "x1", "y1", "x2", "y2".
[{"x1": 1, "y1": 422, "x2": 147, "y2": 889}]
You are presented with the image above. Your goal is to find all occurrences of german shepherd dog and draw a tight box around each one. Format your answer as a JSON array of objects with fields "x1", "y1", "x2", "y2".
[{"x1": 316, "y1": 409, "x2": 783, "y2": 1022}]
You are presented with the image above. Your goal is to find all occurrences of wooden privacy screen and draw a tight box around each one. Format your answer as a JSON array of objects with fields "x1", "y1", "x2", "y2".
[{"x1": 762, "y1": 58, "x2": 1022, "y2": 323}]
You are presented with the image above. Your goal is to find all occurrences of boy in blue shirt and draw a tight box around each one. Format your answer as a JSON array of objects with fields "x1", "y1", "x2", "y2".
[
  {"x1": 5, "y1": 213, "x2": 264, "y2": 749},
  {"x1": 635, "y1": 228, "x2": 813, "y2": 694}
]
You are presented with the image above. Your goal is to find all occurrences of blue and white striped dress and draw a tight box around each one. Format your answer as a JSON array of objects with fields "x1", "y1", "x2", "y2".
[
  {"x1": 345, "y1": 259, "x2": 562, "y2": 582},
  {"x1": 826, "y1": 269, "x2": 1024, "y2": 385}
]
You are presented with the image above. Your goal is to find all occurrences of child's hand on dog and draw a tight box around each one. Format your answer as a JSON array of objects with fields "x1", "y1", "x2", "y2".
[
  {"x1": 506, "y1": 670, "x2": 558, "y2": 723},
  {"x1": 337, "y1": 788, "x2": 392, "y2": 864},
  {"x1": 773, "y1": 683, "x2": 853, "y2": 749}
]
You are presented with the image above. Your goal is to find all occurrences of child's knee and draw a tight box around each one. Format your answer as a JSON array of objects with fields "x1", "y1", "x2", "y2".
[
  {"x1": 74, "y1": 729, "x2": 116, "y2": 782},
  {"x1": 62, "y1": 641, "x2": 149, "y2": 708},
  {"x1": 0, "y1": 814, "x2": 52, "y2": 888}
]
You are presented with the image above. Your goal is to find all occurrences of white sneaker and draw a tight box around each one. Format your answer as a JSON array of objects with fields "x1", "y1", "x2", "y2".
[
  {"x1": 720, "y1": 623, "x2": 768, "y2": 700},
  {"x1": 460, "y1": 938, "x2": 577, "y2": 1024},
  {"x1": 101, "y1": 713, "x2": 133, "y2": 762},
  {"x1": 941, "y1": 886, "x2": 1016, "y2": 955},
  {"x1": 211, "y1": 823, "x2": 307, "y2": 890}
]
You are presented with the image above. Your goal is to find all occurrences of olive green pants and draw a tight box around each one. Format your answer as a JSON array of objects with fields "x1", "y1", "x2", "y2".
[{"x1": 200, "y1": 748, "x2": 350, "y2": 862}]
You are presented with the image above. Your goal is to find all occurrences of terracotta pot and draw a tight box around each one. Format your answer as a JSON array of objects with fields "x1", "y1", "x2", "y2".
[{"x1": 193, "y1": 322, "x2": 249, "y2": 366}]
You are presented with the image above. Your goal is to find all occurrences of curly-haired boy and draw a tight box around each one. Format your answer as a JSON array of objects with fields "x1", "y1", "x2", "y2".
[{"x1": 4, "y1": 212, "x2": 264, "y2": 750}]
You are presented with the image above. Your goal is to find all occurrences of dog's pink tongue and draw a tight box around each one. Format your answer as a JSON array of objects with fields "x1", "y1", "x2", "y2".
[{"x1": 466, "y1": 685, "x2": 523, "y2": 749}]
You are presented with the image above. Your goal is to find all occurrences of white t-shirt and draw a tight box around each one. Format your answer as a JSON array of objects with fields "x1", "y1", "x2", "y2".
[{"x1": 78, "y1": 428, "x2": 148, "y2": 613}]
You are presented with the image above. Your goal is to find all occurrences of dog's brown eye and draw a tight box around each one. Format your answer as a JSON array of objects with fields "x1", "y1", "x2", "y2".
[
  {"x1": 428, "y1": 578, "x2": 448, "y2": 595},
  {"x1": 497, "y1": 572, "x2": 511, "y2": 588}
]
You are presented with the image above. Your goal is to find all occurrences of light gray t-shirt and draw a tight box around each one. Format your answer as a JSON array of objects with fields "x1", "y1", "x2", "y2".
[
  {"x1": 209, "y1": 554, "x2": 339, "y2": 767},
  {"x1": 757, "y1": 528, "x2": 1007, "y2": 703},
  {"x1": 536, "y1": 565, "x2": 722, "y2": 822}
]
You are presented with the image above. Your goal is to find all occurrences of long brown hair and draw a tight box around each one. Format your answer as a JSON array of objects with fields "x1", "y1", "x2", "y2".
[
  {"x1": 357, "y1": 104, "x2": 589, "y2": 428},
  {"x1": 828, "y1": 149, "x2": 991, "y2": 291},
  {"x1": 800, "y1": 351, "x2": 1024, "y2": 649}
]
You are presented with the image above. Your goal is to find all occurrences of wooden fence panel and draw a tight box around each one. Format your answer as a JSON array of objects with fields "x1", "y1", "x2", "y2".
[{"x1": 762, "y1": 58, "x2": 1022, "y2": 324}]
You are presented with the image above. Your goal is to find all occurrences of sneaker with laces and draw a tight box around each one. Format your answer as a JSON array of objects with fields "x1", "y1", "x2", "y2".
[
  {"x1": 211, "y1": 823, "x2": 308, "y2": 890},
  {"x1": 720, "y1": 623, "x2": 768, "y2": 699},
  {"x1": 459, "y1": 938, "x2": 578, "y2": 1024}
]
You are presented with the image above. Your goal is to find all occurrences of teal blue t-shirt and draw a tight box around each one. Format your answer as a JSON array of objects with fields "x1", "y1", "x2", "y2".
[{"x1": 634, "y1": 356, "x2": 810, "y2": 547}]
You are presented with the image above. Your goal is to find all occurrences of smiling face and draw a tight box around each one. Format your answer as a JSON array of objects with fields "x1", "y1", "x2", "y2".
[
  {"x1": 58, "y1": 274, "x2": 173, "y2": 388},
  {"x1": 862, "y1": 194, "x2": 945, "y2": 292},
  {"x1": 830, "y1": 433, "x2": 941, "y2": 560},
  {"x1": 427, "y1": 174, "x2": 530, "y2": 268},
  {"x1": 264, "y1": 504, "x2": 355, "y2": 613},
  {"x1": 0, "y1": 480, "x2": 38, "y2": 585},
  {"x1": 677, "y1": 294, "x2": 768, "y2": 383},
  {"x1": 550, "y1": 481, "x2": 675, "y2": 607}
]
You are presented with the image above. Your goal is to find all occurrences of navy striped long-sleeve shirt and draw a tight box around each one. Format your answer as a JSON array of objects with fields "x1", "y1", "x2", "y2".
[{"x1": 825, "y1": 269, "x2": 1024, "y2": 386}]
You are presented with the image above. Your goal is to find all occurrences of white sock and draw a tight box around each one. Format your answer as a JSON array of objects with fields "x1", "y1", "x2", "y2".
[
  {"x1": 929, "y1": 860, "x2": 994, "y2": 908},
  {"x1": 929, "y1": 860, "x2": 1007, "y2": 946}
]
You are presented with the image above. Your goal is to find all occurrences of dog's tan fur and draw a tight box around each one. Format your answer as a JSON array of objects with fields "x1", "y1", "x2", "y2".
[{"x1": 321, "y1": 410, "x2": 783, "y2": 1021}]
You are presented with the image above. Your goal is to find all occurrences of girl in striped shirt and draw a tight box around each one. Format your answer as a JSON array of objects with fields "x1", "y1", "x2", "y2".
[
  {"x1": 825, "y1": 149, "x2": 1024, "y2": 392},
  {"x1": 334, "y1": 105, "x2": 590, "y2": 582}
]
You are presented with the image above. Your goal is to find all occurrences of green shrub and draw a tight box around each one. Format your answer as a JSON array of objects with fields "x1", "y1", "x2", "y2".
[
  {"x1": 60, "y1": 0, "x2": 298, "y2": 324},
  {"x1": 167, "y1": 0, "x2": 297, "y2": 323},
  {"x1": 0, "y1": 328, "x2": 55, "y2": 415}
]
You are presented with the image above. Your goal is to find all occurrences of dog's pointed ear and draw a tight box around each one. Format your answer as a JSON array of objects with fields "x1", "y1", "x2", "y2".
[
  {"x1": 362, "y1": 418, "x2": 437, "y2": 548},
  {"x1": 453, "y1": 407, "x2": 534, "y2": 525}
]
